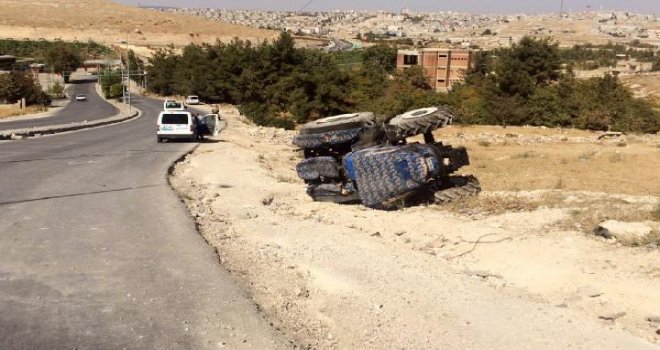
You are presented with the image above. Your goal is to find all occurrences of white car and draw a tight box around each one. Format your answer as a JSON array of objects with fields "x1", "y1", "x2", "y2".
[
  {"x1": 75, "y1": 94, "x2": 87, "y2": 101},
  {"x1": 185, "y1": 95, "x2": 200, "y2": 105},
  {"x1": 163, "y1": 100, "x2": 186, "y2": 111},
  {"x1": 157, "y1": 112, "x2": 220, "y2": 143}
]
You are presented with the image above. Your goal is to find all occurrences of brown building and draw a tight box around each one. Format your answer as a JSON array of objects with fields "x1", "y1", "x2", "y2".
[{"x1": 396, "y1": 49, "x2": 472, "y2": 91}]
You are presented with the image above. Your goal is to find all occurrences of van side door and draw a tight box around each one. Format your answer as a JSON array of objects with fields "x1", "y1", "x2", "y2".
[{"x1": 202, "y1": 114, "x2": 220, "y2": 136}]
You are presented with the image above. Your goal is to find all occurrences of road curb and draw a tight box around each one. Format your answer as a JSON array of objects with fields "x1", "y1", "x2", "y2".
[
  {"x1": 0, "y1": 85, "x2": 141, "y2": 141},
  {"x1": 0, "y1": 109, "x2": 141, "y2": 140}
]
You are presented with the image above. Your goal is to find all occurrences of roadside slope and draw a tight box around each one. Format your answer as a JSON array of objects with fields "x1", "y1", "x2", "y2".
[{"x1": 171, "y1": 106, "x2": 659, "y2": 349}]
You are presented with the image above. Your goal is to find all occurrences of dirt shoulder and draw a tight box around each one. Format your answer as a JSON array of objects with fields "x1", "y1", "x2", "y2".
[{"x1": 170, "y1": 107, "x2": 659, "y2": 348}]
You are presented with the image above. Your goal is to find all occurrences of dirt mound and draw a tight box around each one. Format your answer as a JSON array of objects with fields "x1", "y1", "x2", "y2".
[{"x1": 0, "y1": 0, "x2": 276, "y2": 47}]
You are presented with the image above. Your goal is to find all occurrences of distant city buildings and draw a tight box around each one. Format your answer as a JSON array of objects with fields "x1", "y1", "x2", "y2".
[
  {"x1": 397, "y1": 49, "x2": 472, "y2": 91},
  {"x1": 151, "y1": 7, "x2": 660, "y2": 50}
]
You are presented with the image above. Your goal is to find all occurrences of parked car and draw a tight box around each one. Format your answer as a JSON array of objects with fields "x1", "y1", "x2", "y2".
[
  {"x1": 163, "y1": 99, "x2": 185, "y2": 111},
  {"x1": 75, "y1": 94, "x2": 87, "y2": 101},
  {"x1": 185, "y1": 95, "x2": 200, "y2": 105},
  {"x1": 157, "y1": 111, "x2": 220, "y2": 143}
]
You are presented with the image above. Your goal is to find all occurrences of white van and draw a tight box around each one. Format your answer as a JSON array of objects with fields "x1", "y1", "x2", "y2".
[{"x1": 156, "y1": 111, "x2": 221, "y2": 143}]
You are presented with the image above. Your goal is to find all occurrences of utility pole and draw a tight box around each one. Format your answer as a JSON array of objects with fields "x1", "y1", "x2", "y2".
[
  {"x1": 119, "y1": 56, "x2": 125, "y2": 114},
  {"x1": 126, "y1": 38, "x2": 131, "y2": 113},
  {"x1": 560, "y1": 0, "x2": 564, "y2": 18}
]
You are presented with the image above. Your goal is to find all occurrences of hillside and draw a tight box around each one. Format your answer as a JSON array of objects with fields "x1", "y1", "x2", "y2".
[{"x1": 0, "y1": 0, "x2": 277, "y2": 48}]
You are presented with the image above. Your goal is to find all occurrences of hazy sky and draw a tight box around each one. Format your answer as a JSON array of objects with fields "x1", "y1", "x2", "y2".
[{"x1": 115, "y1": 0, "x2": 660, "y2": 14}]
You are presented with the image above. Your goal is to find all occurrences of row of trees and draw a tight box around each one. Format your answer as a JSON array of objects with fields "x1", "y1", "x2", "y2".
[
  {"x1": 0, "y1": 39, "x2": 112, "y2": 82},
  {"x1": 147, "y1": 33, "x2": 441, "y2": 128},
  {"x1": 0, "y1": 39, "x2": 112, "y2": 107},
  {"x1": 146, "y1": 33, "x2": 660, "y2": 133},
  {"x1": 0, "y1": 39, "x2": 112, "y2": 61},
  {"x1": 559, "y1": 41, "x2": 660, "y2": 71},
  {"x1": 450, "y1": 37, "x2": 660, "y2": 133}
]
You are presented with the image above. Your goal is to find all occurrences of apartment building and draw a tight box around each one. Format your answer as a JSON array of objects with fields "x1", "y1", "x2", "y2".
[{"x1": 396, "y1": 49, "x2": 472, "y2": 91}]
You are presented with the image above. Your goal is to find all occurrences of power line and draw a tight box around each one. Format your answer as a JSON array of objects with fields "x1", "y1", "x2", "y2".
[{"x1": 298, "y1": 0, "x2": 314, "y2": 12}]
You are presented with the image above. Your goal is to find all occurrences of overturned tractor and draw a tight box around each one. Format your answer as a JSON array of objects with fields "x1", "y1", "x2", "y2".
[{"x1": 292, "y1": 106, "x2": 480, "y2": 210}]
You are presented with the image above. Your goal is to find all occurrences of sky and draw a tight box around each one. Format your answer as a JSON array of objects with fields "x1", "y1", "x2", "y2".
[{"x1": 115, "y1": 0, "x2": 660, "y2": 14}]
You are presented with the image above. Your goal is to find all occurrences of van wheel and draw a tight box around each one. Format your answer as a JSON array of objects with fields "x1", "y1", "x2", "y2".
[{"x1": 157, "y1": 137, "x2": 163, "y2": 143}]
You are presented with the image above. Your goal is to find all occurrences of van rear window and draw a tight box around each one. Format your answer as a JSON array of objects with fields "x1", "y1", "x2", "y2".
[{"x1": 161, "y1": 114, "x2": 189, "y2": 124}]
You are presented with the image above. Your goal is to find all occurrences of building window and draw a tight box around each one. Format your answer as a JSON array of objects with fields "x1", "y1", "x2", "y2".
[
  {"x1": 403, "y1": 55, "x2": 418, "y2": 65},
  {"x1": 439, "y1": 54, "x2": 448, "y2": 58}
]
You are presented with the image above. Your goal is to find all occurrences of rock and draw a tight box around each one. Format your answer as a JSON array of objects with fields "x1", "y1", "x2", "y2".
[
  {"x1": 647, "y1": 315, "x2": 660, "y2": 323},
  {"x1": 577, "y1": 285, "x2": 602, "y2": 298},
  {"x1": 261, "y1": 195, "x2": 274, "y2": 206},
  {"x1": 465, "y1": 269, "x2": 503, "y2": 279},
  {"x1": 425, "y1": 237, "x2": 448, "y2": 249},
  {"x1": 599, "y1": 312, "x2": 627, "y2": 321},
  {"x1": 394, "y1": 230, "x2": 406, "y2": 236},
  {"x1": 597, "y1": 131, "x2": 623, "y2": 139},
  {"x1": 371, "y1": 232, "x2": 381, "y2": 237},
  {"x1": 294, "y1": 287, "x2": 309, "y2": 298},
  {"x1": 593, "y1": 226, "x2": 613, "y2": 239},
  {"x1": 595, "y1": 220, "x2": 654, "y2": 241},
  {"x1": 398, "y1": 237, "x2": 411, "y2": 244},
  {"x1": 9, "y1": 133, "x2": 22, "y2": 140}
]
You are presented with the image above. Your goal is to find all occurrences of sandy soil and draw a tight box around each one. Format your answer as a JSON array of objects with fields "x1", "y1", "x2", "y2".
[
  {"x1": 169, "y1": 106, "x2": 659, "y2": 348},
  {"x1": 622, "y1": 73, "x2": 660, "y2": 105},
  {"x1": 0, "y1": 0, "x2": 276, "y2": 48}
]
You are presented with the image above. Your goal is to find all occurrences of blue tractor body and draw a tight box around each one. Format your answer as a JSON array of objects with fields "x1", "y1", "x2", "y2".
[{"x1": 293, "y1": 107, "x2": 479, "y2": 209}]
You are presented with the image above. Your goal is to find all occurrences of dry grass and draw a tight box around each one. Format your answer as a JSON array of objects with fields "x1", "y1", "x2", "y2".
[
  {"x1": 0, "y1": 105, "x2": 46, "y2": 119},
  {"x1": 562, "y1": 199, "x2": 658, "y2": 231},
  {"x1": 432, "y1": 126, "x2": 660, "y2": 242},
  {"x1": 436, "y1": 130, "x2": 660, "y2": 196},
  {"x1": 442, "y1": 193, "x2": 545, "y2": 216},
  {"x1": 653, "y1": 202, "x2": 660, "y2": 221},
  {"x1": 276, "y1": 174, "x2": 298, "y2": 184},
  {"x1": 618, "y1": 230, "x2": 660, "y2": 247}
]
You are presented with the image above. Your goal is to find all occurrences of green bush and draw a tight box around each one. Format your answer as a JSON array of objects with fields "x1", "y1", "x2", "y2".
[
  {"x1": 453, "y1": 37, "x2": 660, "y2": 133},
  {"x1": 46, "y1": 81, "x2": 65, "y2": 99},
  {"x1": 108, "y1": 84, "x2": 124, "y2": 100},
  {"x1": 0, "y1": 71, "x2": 49, "y2": 105},
  {"x1": 99, "y1": 70, "x2": 123, "y2": 99}
]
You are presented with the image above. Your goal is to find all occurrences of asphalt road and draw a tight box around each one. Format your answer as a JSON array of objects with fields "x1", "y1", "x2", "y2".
[
  {"x1": 0, "y1": 76, "x2": 118, "y2": 132},
  {"x1": 0, "y1": 95, "x2": 287, "y2": 349}
]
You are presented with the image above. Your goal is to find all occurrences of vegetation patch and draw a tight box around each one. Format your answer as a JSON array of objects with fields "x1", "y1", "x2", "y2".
[{"x1": 147, "y1": 34, "x2": 660, "y2": 134}]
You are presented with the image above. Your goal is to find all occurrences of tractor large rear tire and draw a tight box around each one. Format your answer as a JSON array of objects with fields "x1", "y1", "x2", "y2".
[
  {"x1": 433, "y1": 175, "x2": 481, "y2": 204},
  {"x1": 388, "y1": 106, "x2": 454, "y2": 138},
  {"x1": 298, "y1": 112, "x2": 376, "y2": 135},
  {"x1": 293, "y1": 112, "x2": 377, "y2": 149}
]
